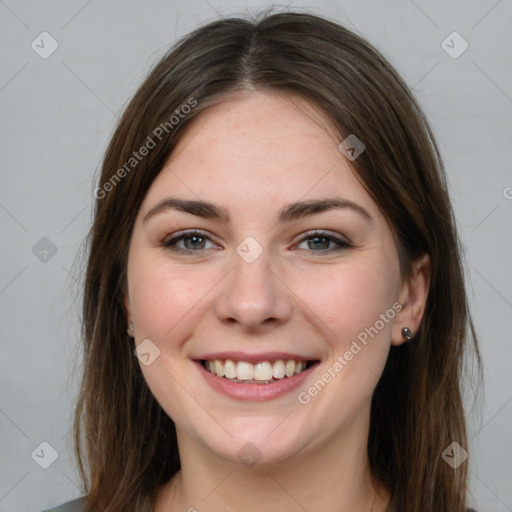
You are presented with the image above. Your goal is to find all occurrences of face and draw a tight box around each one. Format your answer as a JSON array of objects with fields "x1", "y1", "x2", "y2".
[{"x1": 125, "y1": 91, "x2": 422, "y2": 466}]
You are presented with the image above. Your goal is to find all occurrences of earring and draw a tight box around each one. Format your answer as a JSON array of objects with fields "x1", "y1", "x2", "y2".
[
  {"x1": 127, "y1": 321, "x2": 134, "y2": 336},
  {"x1": 401, "y1": 327, "x2": 413, "y2": 341},
  {"x1": 130, "y1": 321, "x2": 134, "y2": 332}
]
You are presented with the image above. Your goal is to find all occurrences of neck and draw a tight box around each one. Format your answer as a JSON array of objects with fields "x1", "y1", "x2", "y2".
[{"x1": 155, "y1": 407, "x2": 390, "y2": 512}]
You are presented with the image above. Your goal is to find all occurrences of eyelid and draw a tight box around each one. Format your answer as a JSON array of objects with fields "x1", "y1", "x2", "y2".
[
  {"x1": 163, "y1": 228, "x2": 211, "y2": 243},
  {"x1": 296, "y1": 229, "x2": 351, "y2": 245},
  {"x1": 162, "y1": 229, "x2": 220, "y2": 252},
  {"x1": 293, "y1": 229, "x2": 352, "y2": 253}
]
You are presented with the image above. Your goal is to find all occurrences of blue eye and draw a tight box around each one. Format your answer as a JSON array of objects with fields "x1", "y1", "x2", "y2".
[
  {"x1": 163, "y1": 230, "x2": 217, "y2": 253},
  {"x1": 162, "y1": 229, "x2": 351, "y2": 255},
  {"x1": 295, "y1": 230, "x2": 351, "y2": 253}
]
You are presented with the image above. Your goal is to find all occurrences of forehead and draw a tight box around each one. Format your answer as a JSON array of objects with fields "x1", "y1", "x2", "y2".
[
  {"x1": 140, "y1": 91, "x2": 378, "y2": 220},
  {"x1": 168, "y1": 91, "x2": 340, "y2": 170}
]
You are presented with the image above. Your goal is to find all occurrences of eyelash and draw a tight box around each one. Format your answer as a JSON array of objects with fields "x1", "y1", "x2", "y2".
[{"x1": 162, "y1": 229, "x2": 351, "y2": 255}]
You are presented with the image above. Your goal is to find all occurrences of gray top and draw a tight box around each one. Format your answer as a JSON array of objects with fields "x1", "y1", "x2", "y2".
[{"x1": 40, "y1": 497, "x2": 86, "y2": 512}]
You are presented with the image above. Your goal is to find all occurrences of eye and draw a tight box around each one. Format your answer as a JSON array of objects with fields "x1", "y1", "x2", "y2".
[
  {"x1": 162, "y1": 229, "x2": 351, "y2": 255},
  {"x1": 294, "y1": 230, "x2": 351, "y2": 253},
  {"x1": 162, "y1": 230, "x2": 218, "y2": 253}
]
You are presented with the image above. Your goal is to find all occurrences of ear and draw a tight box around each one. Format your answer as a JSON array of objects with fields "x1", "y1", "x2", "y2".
[{"x1": 391, "y1": 253, "x2": 431, "y2": 346}]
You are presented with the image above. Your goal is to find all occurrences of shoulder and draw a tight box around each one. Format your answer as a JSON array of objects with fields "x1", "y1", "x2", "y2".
[{"x1": 40, "y1": 497, "x2": 87, "y2": 512}]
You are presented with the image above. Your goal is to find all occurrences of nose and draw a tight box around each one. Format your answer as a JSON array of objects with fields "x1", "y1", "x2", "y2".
[{"x1": 213, "y1": 246, "x2": 293, "y2": 333}]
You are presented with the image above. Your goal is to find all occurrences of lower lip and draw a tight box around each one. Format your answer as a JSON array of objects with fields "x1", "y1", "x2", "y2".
[{"x1": 195, "y1": 361, "x2": 318, "y2": 402}]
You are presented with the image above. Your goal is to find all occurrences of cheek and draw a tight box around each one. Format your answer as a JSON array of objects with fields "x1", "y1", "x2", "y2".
[
  {"x1": 295, "y1": 260, "x2": 398, "y2": 344},
  {"x1": 291, "y1": 258, "x2": 398, "y2": 404},
  {"x1": 291, "y1": 263, "x2": 397, "y2": 419},
  {"x1": 128, "y1": 255, "x2": 212, "y2": 344}
]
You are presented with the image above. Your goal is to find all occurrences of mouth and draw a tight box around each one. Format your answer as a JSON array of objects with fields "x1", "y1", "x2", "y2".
[
  {"x1": 194, "y1": 355, "x2": 320, "y2": 401},
  {"x1": 200, "y1": 358, "x2": 316, "y2": 384}
]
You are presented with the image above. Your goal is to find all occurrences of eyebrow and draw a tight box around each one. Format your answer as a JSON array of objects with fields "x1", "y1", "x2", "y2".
[{"x1": 142, "y1": 196, "x2": 373, "y2": 224}]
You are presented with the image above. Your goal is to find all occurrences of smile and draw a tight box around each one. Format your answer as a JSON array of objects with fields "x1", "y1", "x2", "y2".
[{"x1": 201, "y1": 359, "x2": 314, "y2": 384}]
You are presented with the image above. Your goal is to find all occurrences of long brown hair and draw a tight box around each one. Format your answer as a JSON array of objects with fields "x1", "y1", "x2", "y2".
[{"x1": 74, "y1": 10, "x2": 481, "y2": 511}]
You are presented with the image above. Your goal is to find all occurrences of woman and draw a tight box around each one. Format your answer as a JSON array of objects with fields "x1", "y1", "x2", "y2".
[{"x1": 43, "y1": 10, "x2": 481, "y2": 512}]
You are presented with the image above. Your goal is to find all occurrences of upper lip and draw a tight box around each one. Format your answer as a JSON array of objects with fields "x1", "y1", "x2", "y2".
[{"x1": 195, "y1": 351, "x2": 317, "y2": 364}]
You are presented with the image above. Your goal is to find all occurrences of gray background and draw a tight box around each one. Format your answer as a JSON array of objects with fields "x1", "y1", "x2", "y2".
[{"x1": 1, "y1": 0, "x2": 511, "y2": 511}]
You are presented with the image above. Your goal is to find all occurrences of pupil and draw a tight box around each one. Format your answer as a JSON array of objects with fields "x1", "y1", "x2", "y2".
[
  {"x1": 185, "y1": 235, "x2": 204, "y2": 249},
  {"x1": 309, "y1": 236, "x2": 328, "y2": 250}
]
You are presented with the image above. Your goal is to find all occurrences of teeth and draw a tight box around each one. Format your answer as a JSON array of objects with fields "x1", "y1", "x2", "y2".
[
  {"x1": 254, "y1": 361, "x2": 273, "y2": 381},
  {"x1": 272, "y1": 360, "x2": 285, "y2": 378},
  {"x1": 236, "y1": 361, "x2": 254, "y2": 380},
  {"x1": 214, "y1": 360, "x2": 224, "y2": 377},
  {"x1": 224, "y1": 360, "x2": 237, "y2": 379},
  {"x1": 285, "y1": 360, "x2": 295, "y2": 377},
  {"x1": 203, "y1": 358, "x2": 310, "y2": 382}
]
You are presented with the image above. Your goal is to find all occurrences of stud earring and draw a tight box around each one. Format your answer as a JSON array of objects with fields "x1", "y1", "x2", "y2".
[
  {"x1": 130, "y1": 322, "x2": 134, "y2": 332},
  {"x1": 127, "y1": 321, "x2": 134, "y2": 336},
  {"x1": 401, "y1": 327, "x2": 413, "y2": 341}
]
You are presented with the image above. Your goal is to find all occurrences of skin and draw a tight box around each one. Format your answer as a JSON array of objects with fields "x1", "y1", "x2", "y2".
[{"x1": 124, "y1": 91, "x2": 430, "y2": 512}]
